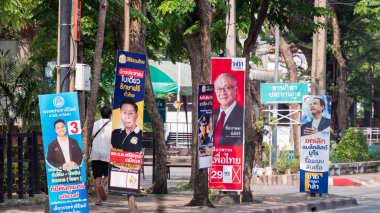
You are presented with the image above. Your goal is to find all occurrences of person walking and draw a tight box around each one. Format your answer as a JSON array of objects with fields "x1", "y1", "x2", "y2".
[{"x1": 90, "y1": 106, "x2": 112, "y2": 206}]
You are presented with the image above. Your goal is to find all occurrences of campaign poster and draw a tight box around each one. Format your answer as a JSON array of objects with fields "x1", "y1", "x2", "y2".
[
  {"x1": 300, "y1": 95, "x2": 331, "y2": 193},
  {"x1": 209, "y1": 58, "x2": 245, "y2": 191},
  {"x1": 109, "y1": 51, "x2": 146, "y2": 195},
  {"x1": 39, "y1": 92, "x2": 89, "y2": 213},
  {"x1": 198, "y1": 84, "x2": 214, "y2": 168}
]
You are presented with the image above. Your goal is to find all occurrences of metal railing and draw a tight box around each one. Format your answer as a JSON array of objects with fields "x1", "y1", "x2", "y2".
[
  {"x1": 166, "y1": 122, "x2": 192, "y2": 133},
  {"x1": 353, "y1": 127, "x2": 380, "y2": 146},
  {"x1": 0, "y1": 131, "x2": 41, "y2": 203}
]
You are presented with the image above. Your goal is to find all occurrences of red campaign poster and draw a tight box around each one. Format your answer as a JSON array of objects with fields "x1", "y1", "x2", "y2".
[{"x1": 209, "y1": 58, "x2": 245, "y2": 191}]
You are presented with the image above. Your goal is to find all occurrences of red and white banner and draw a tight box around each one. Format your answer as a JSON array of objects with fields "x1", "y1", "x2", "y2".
[
  {"x1": 209, "y1": 58, "x2": 245, "y2": 191},
  {"x1": 109, "y1": 149, "x2": 142, "y2": 170}
]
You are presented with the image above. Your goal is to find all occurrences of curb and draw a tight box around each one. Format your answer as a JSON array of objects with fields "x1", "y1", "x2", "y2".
[
  {"x1": 252, "y1": 174, "x2": 373, "y2": 186},
  {"x1": 241, "y1": 197, "x2": 358, "y2": 213},
  {"x1": 328, "y1": 177, "x2": 362, "y2": 186},
  {"x1": 0, "y1": 194, "x2": 47, "y2": 208}
]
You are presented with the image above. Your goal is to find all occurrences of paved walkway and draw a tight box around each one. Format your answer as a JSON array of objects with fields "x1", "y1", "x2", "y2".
[{"x1": 1, "y1": 168, "x2": 378, "y2": 213}]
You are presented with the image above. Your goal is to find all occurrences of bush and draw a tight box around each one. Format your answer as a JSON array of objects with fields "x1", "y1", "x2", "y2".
[
  {"x1": 332, "y1": 128, "x2": 369, "y2": 163},
  {"x1": 274, "y1": 151, "x2": 300, "y2": 174},
  {"x1": 262, "y1": 142, "x2": 270, "y2": 167},
  {"x1": 369, "y1": 151, "x2": 380, "y2": 161},
  {"x1": 288, "y1": 158, "x2": 300, "y2": 174},
  {"x1": 209, "y1": 189, "x2": 219, "y2": 202},
  {"x1": 176, "y1": 181, "x2": 192, "y2": 191},
  {"x1": 275, "y1": 152, "x2": 289, "y2": 174}
]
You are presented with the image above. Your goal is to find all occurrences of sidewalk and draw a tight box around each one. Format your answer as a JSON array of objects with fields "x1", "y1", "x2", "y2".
[
  {"x1": 2, "y1": 168, "x2": 378, "y2": 212},
  {"x1": 0, "y1": 187, "x2": 358, "y2": 213}
]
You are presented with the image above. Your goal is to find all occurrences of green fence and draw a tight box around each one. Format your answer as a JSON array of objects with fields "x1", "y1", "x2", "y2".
[{"x1": 368, "y1": 145, "x2": 380, "y2": 155}]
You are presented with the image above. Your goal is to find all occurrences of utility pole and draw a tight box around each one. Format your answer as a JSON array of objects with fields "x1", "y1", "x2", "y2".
[
  {"x1": 124, "y1": 0, "x2": 130, "y2": 50},
  {"x1": 58, "y1": 0, "x2": 72, "y2": 93},
  {"x1": 48, "y1": 0, "x2": 72, "y2": 211},
  {"x1": 271, "y1": 26, "x2": 280, "y2": 168},
  {"x1": 124, "y1": 1, "x2": 138, "y2": 211},
  {"x1": 310, "y1": 1, "x2": 327, "y2": 198},
  {"x1": 226, "y1": 0, "x2": 236, "y2": 57},
  {"x1": 311, "y1": 0, "x2": 327, "y2": 95}
]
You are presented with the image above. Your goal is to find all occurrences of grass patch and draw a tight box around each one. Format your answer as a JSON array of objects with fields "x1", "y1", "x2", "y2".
[{"x1": 176, "y1": 181, "x2": 192, "y2": 191}]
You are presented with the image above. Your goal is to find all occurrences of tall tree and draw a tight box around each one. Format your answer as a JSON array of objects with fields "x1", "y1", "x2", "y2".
[
  {"x1": 82, "y1": 0, "x2": 109, "y2": 171},
  {"x1": 127, "y1": 1, "x2": 146, "y2": 211},
  {"x1": 239, "y1": 0, "x2": 324, "y2": 201},
  {"x1": 240, "y1": 0, "x2": 269, "y2": 202},
  {"x1": 0, "y1": 0, "x2": 40, "y2": 37},
  {"x1": 133, "y1": 0, "x2": 168, "y2": 195},
  {"x1": 153, "y1": 0, "x2": 212, "y2": 203},
  {"x1": 355, "y1": 0, "x2": 380, "y2": 127},
  {"x1": 330, "y1": 6, "x2": 348, "y2": 132},
  {"x1": 185, "y1": 0, "x2": 212, "y2": 206}
]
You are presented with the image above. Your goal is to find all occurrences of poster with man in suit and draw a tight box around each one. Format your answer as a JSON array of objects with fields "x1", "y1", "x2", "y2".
[
  {"x1": 209, "y1": 58, "x2": 245, "y2": 191},
  {"x1": 300, "y1": 95, "x2": 331, "y2": 194},
  {"x1": 39, "y1": 92, "x2": 89, "y2": 213}
]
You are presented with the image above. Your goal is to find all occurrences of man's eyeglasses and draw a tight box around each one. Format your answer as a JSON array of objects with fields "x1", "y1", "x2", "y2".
[{"x1": 215, "y1": 85, "x2": 235, "y2": 93}]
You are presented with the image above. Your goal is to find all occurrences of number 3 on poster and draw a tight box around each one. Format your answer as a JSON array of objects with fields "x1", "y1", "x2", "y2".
[{"x1": 68, "y1": 120, "x2": 81, "y2": 135}]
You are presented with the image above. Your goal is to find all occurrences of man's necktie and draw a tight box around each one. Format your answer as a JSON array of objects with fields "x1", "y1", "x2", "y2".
[{"x1": 213, "y1": 111, "x2": 226, "y2": 145}]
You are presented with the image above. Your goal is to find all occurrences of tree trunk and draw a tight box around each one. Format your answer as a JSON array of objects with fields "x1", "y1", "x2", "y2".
[
  {"x1": 373, "y1": 75, "x2": 380, "y2": 127},
  {"x1": 241, "y1": 0, "x2": 269, "y2": 202},
  {"x1": 129, "y1": 0, "x2": 168, "y2": 194},
  {"x1": 272, "y1": 28, "x2": 301, "y2": 157},
  {"x1": 182, "y1": 0, "x2": 213, "y2": 206},
  {"x1": 242, "y1": 59, "x2": 255, "y2": 202},
  {"x1": 250, "y1": 80, "x2": 264, "y2": 166},
  {"x1": 127, "y1": 195, "x2": 138, "y2": 213},
  {"x1": 331, "y1": 7, "x2": 348, "y2": 132},
  {"x1": 182, "y1": 33, "x2": 202, "y2": 188},
  {"x1": 83, "y1": 0, "x2": 108, "y2": 171}
]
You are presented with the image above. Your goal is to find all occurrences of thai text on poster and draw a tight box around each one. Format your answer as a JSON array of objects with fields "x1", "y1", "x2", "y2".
[
  {"x1": 109, "y1": 51, "x2": 146, "y2": 195},
  {"x1": 198, "y1": 84, "x2": 214, "y2": 168},
  {"x1": 300, "y1": 95, "x2": 331, "y2": 193},
  {"x1": 39, "y1": 92, "x2": 89, "y2": 213},
  {"x1": 209, "y1": 58, "x2": 245, "y2": 191}
]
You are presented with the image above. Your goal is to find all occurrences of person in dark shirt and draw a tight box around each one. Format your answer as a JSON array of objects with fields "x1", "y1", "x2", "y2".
[
  {"x1": 111, "y1": 99, "x2": 142, "y2": 169},
  {"x1": 46, "y1": 119, "x2": 83, "y2": 184},
  {"x1": 46, "y1": 119, "x2": 83, "y2": 171}
]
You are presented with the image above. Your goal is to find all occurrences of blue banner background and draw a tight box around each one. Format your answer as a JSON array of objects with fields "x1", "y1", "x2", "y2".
[
  {"x1": 39, "y1": 92, "x2": 88, "y2": 213},
  {"x1": 110, "y1": 50, "x2": 146, "y2": 195},
  {"x1": 198, "y1": 84, "x2": 214, "y2": 168},
  {"x1": 112, "y1": 51, "x2": 146, "y2": 130},
  {"x1": 300, "y1": 170, "x2": 329, "y2": 193}
]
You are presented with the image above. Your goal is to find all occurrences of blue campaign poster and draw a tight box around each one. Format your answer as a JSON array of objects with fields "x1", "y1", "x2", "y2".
[
  {"x1": 112, "y1": 51, "x2": 146, "y2": 130},
  {"x1": 300, "y1": 95, "x2": 331, "y2": 194},
  {"x1": 39, "y1": 92, "x2": 89, "y2": 213},
  {"x1": 198, "y1": 84, "x2": 214, "y2": 168},
  {"x1": 109, "y1": 51, "x2": 146, "y2": 195}
]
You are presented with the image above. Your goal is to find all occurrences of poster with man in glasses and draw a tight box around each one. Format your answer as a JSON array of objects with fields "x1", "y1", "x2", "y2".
[{"x1": 209, "y1": 58, "x2": 245, "y2": 191}]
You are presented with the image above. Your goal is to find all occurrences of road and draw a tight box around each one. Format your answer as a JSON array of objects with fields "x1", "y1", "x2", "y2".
[{"x1": 321, "y1": 183, "x2": 380, "y2": 212}]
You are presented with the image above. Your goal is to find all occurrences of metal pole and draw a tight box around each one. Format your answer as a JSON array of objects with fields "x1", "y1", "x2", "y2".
[
  {"x1": 311, "y1": 0, "x2": 327, "y2": 95},
  {"x1": 124, "y1": 0, "x2": 130, "y2": 51},
  {"x1": 59, "y1": 0, "x2": 72, "y2": 93},
  {"x1": 176, "y1": 63, "x2": 181, "y2": 147},
  {"x1": 226, "y1": 0, "x2": 236, "y2": 57},
  {"x1": 271, "y1": 26, "x2": 280, "y2": 167}
]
